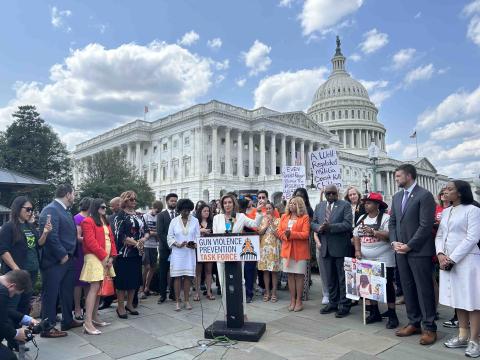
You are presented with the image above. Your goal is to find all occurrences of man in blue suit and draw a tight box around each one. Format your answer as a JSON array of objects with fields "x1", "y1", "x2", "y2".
[{"x1": 38, "y1": 184, "x2": 82, "y2": 337}]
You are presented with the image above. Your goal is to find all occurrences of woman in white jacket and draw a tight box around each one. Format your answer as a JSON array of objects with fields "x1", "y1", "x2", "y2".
[
  {"x1": 212, "y1": 193, "x2": 263, "y2": 312},
  {"x1": 435, "y1": 180, "x2": 480, "y2": 357}
]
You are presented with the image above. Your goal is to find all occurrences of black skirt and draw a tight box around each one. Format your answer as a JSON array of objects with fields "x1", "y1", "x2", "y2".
[{"x1": 113, "y1": 256, "x2": 142, "y2": 291}]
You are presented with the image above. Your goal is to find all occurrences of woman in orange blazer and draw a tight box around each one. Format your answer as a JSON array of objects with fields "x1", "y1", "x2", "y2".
[
  {"x1": 277, "y1": 196, "x2": 310, "y2": 312},
  {"x1": 80, "y1": 198, "x2": 117, "y2": 335}
]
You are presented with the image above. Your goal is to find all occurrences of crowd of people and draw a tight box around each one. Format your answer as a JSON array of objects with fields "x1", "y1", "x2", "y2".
[{"x1": 0, "y1": 163, "x2": 479, "y2": 359}]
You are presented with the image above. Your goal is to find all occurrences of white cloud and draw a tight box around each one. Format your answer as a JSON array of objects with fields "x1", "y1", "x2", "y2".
[
  {"x1": 417, "y1": 85, "x2": 480, "y2": 129},
  {"x1": 51, "y1": 6, "x2": 72, "y2": 32},
  {"x1": 386, "y1": 140, "x2": 402, "y2": 153},
  {"x1": 404, "y1": 63, "x2": 435, "y2": 86},
  {"x1": 178, "y1": 30, "x2": 200, "y2": 46},
  {"x1": 463, "y1": 0, "x2": 480, "y2": 16},
  {"x1": 349, "y1": 53, "x2": 362, "y2": 62},
  {"x1": 207, "y1": 38, "x2": 222, "y2": 49},
  {"x1": 430, "y1": 120, "x2": 480, "y2": 141},
  {"x1": 467, "y1": 16, "x2": 480, "y2": 46},
  {"x1": 399, "y1": 84, "x2": 480, "y2": 177},
  {"x1": 357, "y1": 79, "x2": 392, "y2": 106},
  {"x1": 236, "y1": 78, "x2": 247, "y2": 87},
  {"x1": 358, "y1": 80, "x2": 388, "y2": 92},
  {"x1": 279, "y1": 0, "x2": 294, "y2": 7},
  {"x1": 215, "y1": 59, "x2": 229, "y2": 71},
  {"x1": 370, "y1": 90, "x2": 393, "y2": 107},
  {"x1": 359, "y1": 28, "x2": 389, "y2": 54},
  {"x1": 391, "y1": 48, "x2": 416, "y2": 69},
  {"x1": 299, "y1": 0, "x2": 363, "y2": 36},
  {"x1": 414, "y1": 11, "x2": 422, "y2": 19},
  {"x1": 242, "y1": 40, "x2": 272, "y2": 76},
  {"x1": 253, "y1": 67, "x2": 329, "y2": 111},
  {"x1": 215, "y1": 75, "x2": 226, "y2": 85},
  {"x1": 0, "y1": 41, "x2": 215, "y2": 149}
]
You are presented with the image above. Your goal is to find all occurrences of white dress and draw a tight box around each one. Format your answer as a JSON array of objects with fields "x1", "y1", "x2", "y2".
[
  {"x1": 435, "y1": 204, "x2": 480, "y2": 311},
  {"x1": 167, "y1": 215, "x2": 200, "y2": 277}
]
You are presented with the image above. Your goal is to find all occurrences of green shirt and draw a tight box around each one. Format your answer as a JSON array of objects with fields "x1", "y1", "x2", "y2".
[{"x1": 22, "y1": 223, "x2": 39, "y2": 271}]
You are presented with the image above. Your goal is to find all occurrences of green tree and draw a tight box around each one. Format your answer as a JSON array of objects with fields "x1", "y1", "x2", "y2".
[
  {"x1": 0, "y1": 105, "x2": 72, "y2": 208},
  {"x1": 78, "y1": 148, "x2": 154, "y2": 208}
]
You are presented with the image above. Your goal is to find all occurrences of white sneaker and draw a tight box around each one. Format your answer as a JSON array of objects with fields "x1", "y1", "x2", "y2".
[
  {"x1": 322, "y1": 296, "x2": 329, "y2": 305},
  {"x1": 466, "y1": 341, "x2": 480, "y2": 358}
]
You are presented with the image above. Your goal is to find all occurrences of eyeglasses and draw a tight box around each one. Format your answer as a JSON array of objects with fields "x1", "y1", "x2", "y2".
[
  {"x1": 100, "y1": 205, "x2": 107, "y2": 209},
  {"x1": 257, "y1": 196, "x2": 266, "y2": 199},
  {"x1": 22, "y1": 207, "x2": 34, "y2": 212},
  {"x1": 325, "y1": 192, "x2": 337, "y2": 196}
]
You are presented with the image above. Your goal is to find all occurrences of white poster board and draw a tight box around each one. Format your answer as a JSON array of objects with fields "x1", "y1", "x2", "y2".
[
  {"x1": 344, "y1": 257, "x2": 387, "y2": 303},
  {"x1": 197, "y1": 234, "x2": 260, "y2": 262},
  {"x1": 310, "y1": 148, "x2": 343, "y2": 190},
  {"x1": 282, "y1": 166, "x2": 306, "y2": 200}
]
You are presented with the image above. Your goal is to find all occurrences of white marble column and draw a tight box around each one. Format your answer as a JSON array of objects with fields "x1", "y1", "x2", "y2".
[
  {"x1": 135, "y1": 142, "x2": 142, "y2": 172},
  {"x1": 281, "y1": 135, "x2": 286, "y2": 170},
  {"x1": 126, "y1": 143, "x2": 132, "y2": 164},
  {"x1": 248, "y1": 133, "x2": 254, "y2": 177},
  {"x1": 225, "y1": 127, "x2": 231, "y2": 176},
  {"x1": 290, "y1": 138, "x2": 296, "y2": 165},
  {"x1": 168, "y1": 136, "x2": 173, "y2": 179},
  {"x1": 343, "y1": 130, "x2": 347, "y2": 148},
  {"x1": 375, "y1": 172, "x2": 382, "y2": 193},
  {"x1": 386, "y1": 171, "x2": 391, "y2": 197},
  {"x1": 300, "y1": 140, "x2": 305, "y2": 166},
  {"x1": 237, "y1": 131, "x2": 243, "y2": 178},
  {"x1": 366, "y1": 130, "x2": 371, "y2": 144},
  {"x1": 211, "y1": 126, "x2": 218, "y2": 174},
  {"x1": 350, "y1": 130, "x2": 355, "y2": 149},
  {"x1": 270, "y1": 133, "x2": 276, "y2": 176},
  {"x1": 259, "y1": 130, "x2": 266, "y2": 177}
]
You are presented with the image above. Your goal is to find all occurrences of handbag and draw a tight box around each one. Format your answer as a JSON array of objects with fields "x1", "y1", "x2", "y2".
[{"x1": 98, "y1": 274, "x2": 115, "y2": 297}]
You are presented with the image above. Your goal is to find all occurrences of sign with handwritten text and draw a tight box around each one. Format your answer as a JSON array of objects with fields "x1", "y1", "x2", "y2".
[
  {"x1": 282, "y1": 166, "x2": 306, "y2": 200},
  {"x1": 310, "y1": 148, "x2": 343, "y2": 190}
]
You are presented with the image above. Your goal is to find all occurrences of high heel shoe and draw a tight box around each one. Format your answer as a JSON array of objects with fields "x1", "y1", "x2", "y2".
[
  {"x1": 83, "y1": 324, "x2": 101, "y2": 335},
  {"x1": 116, "y1": 309, "x2": 128, "y2": 319},
  {"x1": 92, "y1": 320, "x2": 111, "y2": 327},
  {"x1": 125, "y1": 306, "x2": 139, "y2": 315}
]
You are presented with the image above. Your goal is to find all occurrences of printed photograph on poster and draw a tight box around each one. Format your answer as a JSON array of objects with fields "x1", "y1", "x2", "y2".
[
  {"x1": 282, "y1": 165, "x2": 306, "y2": 200},
  {"x1": 344, "y1": 257, "x2": 387, "y2": 303}
]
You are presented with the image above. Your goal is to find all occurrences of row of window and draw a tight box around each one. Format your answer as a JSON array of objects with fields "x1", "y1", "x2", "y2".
[
  {"x1": 142, "y1": 136, "x2": 191, "y2": 156},
  {"x1": 313, "y1": 109, "x2": 375, "y2": 123}
]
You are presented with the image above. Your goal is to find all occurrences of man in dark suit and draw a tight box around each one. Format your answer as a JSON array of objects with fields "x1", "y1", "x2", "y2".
[
  {"x1": 38, "y1": 184, "x2": 82, "y2": 337},
  {"x1": 389, "y1": 164, "x2": 437, "y2": 345},
  {"x1": 156, "y1": 193, "x2": 178, "y2": 303},
  {"x1": 312, "y1": 185, "x2": 353, "y2": 318}
]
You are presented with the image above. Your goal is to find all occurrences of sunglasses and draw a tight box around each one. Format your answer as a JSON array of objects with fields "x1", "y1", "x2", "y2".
[
  {"x1": 22, "y1": 207, "x2": 34, "y2": 213},
  {"x1": 325, "y1": 192, "x2": 337, "y2": 196},
  {"x1": 100, "y1": 205, "x2": 107, "y2": 209}
]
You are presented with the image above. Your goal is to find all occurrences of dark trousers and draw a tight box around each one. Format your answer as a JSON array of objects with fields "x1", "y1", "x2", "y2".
[
  {"x1": 396, "y1": 254, "x2": 437, "y2": 331},
  {"x1": 8, "y1": 270, "x2": 37, "y2": 314},
  {"x1": 40, "y1": 258, "x2": 75, "y2": 327},
  {"x1": 0, "y1": 343, "x2": 16, "y2": 360},
  {"x1": 158, "y1": 249, "x2": 173, "y2": 297},
  {"x1": 394, "y1": 265, "x2": 403, "y2": 296},
  {"x1": 324, "y1": 255, "x2": 351, "y2": 309},
  {"x1": 244, "y1": 262, "x2": 256, "y2": 299}
]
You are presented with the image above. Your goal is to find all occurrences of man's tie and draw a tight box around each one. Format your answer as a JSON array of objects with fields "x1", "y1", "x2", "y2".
[
  {"x1": 401, "y1": 190, "x2": 409, "y2": 213},
  {"x1": 170, "y1": 210, "x2": 175, "y2": 220},
  {"x1": 325, "y1": 202, "x2": 333, "y2": 222}
]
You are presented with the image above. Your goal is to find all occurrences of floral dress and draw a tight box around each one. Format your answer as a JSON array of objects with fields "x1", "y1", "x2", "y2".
[{"x1": 257, "y1": 217, "x2": 281, "y2": 272}]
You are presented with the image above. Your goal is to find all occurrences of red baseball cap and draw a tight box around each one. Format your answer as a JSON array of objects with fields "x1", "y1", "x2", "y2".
[{"x1": 361, "y1": 192, "x2": 388, "y2": 210}]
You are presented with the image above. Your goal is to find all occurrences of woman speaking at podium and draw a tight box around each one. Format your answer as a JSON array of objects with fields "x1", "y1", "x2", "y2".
[{"x1": 212, "y1": 193, "x2": 264, "y2": 313}]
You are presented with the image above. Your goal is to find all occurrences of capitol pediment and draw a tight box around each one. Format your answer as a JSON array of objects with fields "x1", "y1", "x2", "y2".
[
  {"x1": 265, "y1": 112, "x2": 331, "y2": 135},
  {"x1": 414, "y1": 158, "x2": 437, "y2": 173}
]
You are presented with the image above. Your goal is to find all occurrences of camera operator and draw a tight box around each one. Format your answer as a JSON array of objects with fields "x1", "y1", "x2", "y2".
[{"x1": 0, "y1": 270, "x2": 38, "y2": 360}]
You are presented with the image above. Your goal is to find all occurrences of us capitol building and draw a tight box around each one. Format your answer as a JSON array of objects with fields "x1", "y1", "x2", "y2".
[{"x1": 73, "y1": 38, "x2": 450, "y2": 206}]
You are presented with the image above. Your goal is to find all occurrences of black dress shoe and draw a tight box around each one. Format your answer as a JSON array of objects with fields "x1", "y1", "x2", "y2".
[
  {"x1": 246, "y1": 297, "x2": 253, "y2": 303},
  {"x1": 157, "y1": 296, "x2": 166, "y2": 304},
  {"x1": 61, "y1": 319, "x2": 83, "y2": 331},
  {"x1": 116, "y1": 309, "x2": 128, "y2": 319},
  {"x1": 169, "y1": 293, "x2": 176, "y2": 301},
  {"x1": 125, "y1": 306, "x2": 139, "y2": 315},
  {"x1": 335, "y1": 308, "x2": 350, "y2": 318},
  {"x1": 320, "y1": 304, "x2": 338, "y2": 314}
]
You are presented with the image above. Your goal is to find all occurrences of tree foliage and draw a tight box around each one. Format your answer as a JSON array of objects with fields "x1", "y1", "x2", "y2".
[
  {"x1": 0, "y1": 105, "x2": 72, "y2": 208},
  {"x1": 78, "y1": 148, "x2": 154, "y2": 208}
]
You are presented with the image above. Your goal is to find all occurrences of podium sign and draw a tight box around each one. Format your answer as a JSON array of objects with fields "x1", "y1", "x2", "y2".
[{"x1": 197, "y1": 234, "x2": 260, "y2": 262}]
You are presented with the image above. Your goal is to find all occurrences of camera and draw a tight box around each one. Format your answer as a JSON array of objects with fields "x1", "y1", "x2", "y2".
[
  {"x1": 24, "y1": 328, "x2": 34, "y2": 342},
  {"x1": 27, "y1": 318, "x2": 54, "y2": 338}
]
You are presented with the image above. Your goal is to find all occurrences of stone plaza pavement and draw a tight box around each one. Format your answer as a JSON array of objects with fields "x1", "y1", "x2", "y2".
[{"x1": 31, "y1": 274, "x2": 465, "y2": 360}]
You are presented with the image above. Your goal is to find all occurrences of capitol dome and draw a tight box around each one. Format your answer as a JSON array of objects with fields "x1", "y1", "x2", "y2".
[{"x1": 308, "y1": 36, "x2": 386, "y2": 157}]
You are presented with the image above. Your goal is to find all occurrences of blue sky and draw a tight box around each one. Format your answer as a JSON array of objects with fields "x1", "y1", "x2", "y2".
[{"x1": 0, "y1": 0, "x2": 479, "y2": 178}]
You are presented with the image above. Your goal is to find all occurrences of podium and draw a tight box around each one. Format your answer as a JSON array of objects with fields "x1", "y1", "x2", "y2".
[{"x1": 199, "y1": 233, "x2": 266, "y2": 342}]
